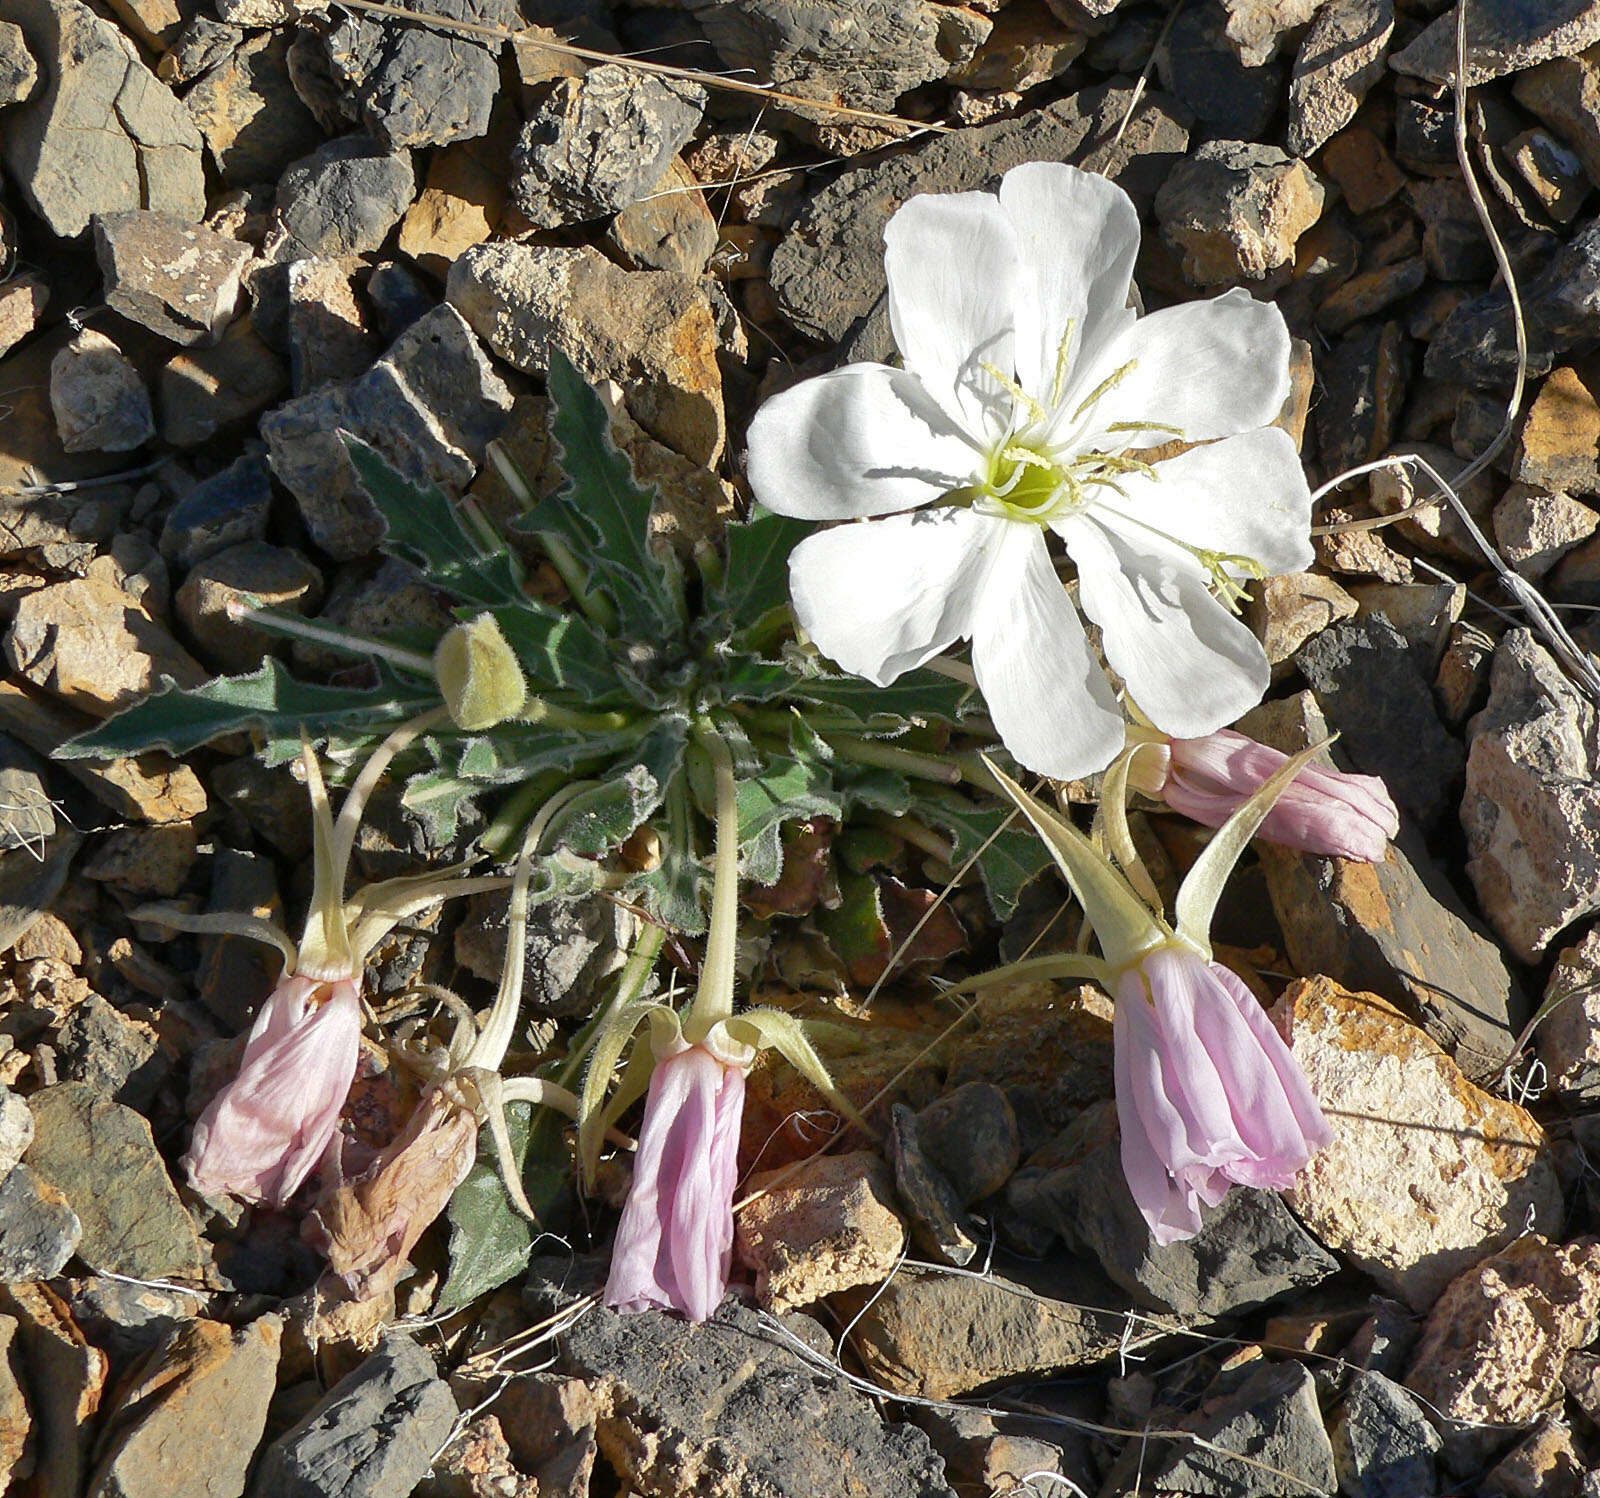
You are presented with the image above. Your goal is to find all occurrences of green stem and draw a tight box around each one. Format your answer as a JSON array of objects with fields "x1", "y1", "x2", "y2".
[
  {"x1": 865, "y1": 811, "x2": 953, "y2": 864},
  {"x1": 557, "y1": 920, "x2": 667, "y2": 1089},
  {"x1": 822, "y1": 732, "x2": 963, "y2": 785},
  {"x1": 686, "y1": 726, "x2": 739, "y2": 1034},
  {"x1": 538, "y1": 531, "x2": 617, "y2": 633},
  {"x1": 479, "y1": 772, "x2": 566, "y2": 859},
  {"x1": 228, "y1": 604, "x2": 435, "y2": 676},
  {"x1": 519, "y1": 697, "x2": 633, "y2": 733}
]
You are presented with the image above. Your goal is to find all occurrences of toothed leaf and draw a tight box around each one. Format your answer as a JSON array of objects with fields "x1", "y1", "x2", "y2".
[
  {"x1": 711, "y1": 506, "x2": 810, "y2": 634},
  {"x1": 915, "y1": 787, "x2": 1057, "y2": 921}
]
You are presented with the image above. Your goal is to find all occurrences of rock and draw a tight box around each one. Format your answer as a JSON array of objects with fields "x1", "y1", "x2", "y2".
[
  {"x1": 158, "y1": 455, "x2": 273, "y2": 568},
  {"x1": 1278, "y1": 976, "x2": 1562, "y2": 1311},
  {"x1": 555, "y1": 1296, "x2": 956, "y2": 1495},
  {"x1": 159, "y1": 323, "x2": 290, "y2": 448},
  {"x1": 94, "y1": 211, "x2": 251, "y2": 347},
  {"x1": 1006, "y1": 1099, "x2": 1339, "y2": 1318},
  {"x1": 2, "y1": 0, "x2": 204, "y2": 238},
  {"x1": 1252, "y1": 571, "x2": 1360, "y2": 675},
  {"x1": 185, "y1": 29, "x2": 321, "y2": 184},
  {"x1": 1316, "y1": 256, "x2": 1425, "y2": 334},
  {"x1": 608, "y1": 157, "x2": 720, "y2": 276},
  {"x1": 1510, "y1": 128, "x2": 1593, "y2": 223},
  {"x1": 1320, "y1": 124, "x2": 1406, "y2": 214},
  {"x1": 836, "y1": 1263, "x2": 1129, "y2": 1399},
  {"x1": 448, "y1": 243, "x2": 723, "y2": 465},
  {"x1": 1329, "y1": 1369, "x2": 1442, "y2": 1498},
  {"x1": 323, "y1": 0, "x2": 514, "y2": 150},
  {"x1": 263, "y1": 302, "x2": 513, "y2": 558},
  {"x1": 1104, "y1": 1356, "x2": 1338, "y2": 1497},
  {"x1": 0, "y1": 1282, "x2": 108, "y2": 1498},
  {"x1": 253, "y1": 1333, "x2": 457, "y2": 1498},
  {"x1": 0, "y1": 21, "x2": 38, "y2": 105},
  {"x1": 769, "y1": 82, "x2": 1188, "y2": 345},
  {"x1": 1156, "y1": 2, "x2": 1282, "y2": 140},
  {"x1": 1515, "y1": 45, "x2": 1600, "y2": 191},
  {"x1": 1287, "y1": 0, "x2": 1394, "y2": 157},
  {"x1": 0, "y1": 273, "x2": 48, "y2": 361},
  {"x1": 735, "y1": 1151, "x2": 906, "y2": 1312},
  {"x1": 1464, "y1": 629, "x2": 1600, "y2": 962},
  {"x1": 81, "y1": 819, "x2": 196, "y2": 897},
  {"x1": 397, "y1": 123, "x2": 510, "y2": 276},
  {"x1": 0, "y1": 1164, "x2": 80, "y2": 1281},
  {"x1": 910, "y1": 1082, "x2": 1019, "y2": 1205},
  {"x1": 1436, "y1": 619, "x2": 1497, "y2": 728},
  {"x1": 175, "y1": 542, "x2": 323, "y2": 673},
  {"x1": 453, "y1": 1369, "x2": 598, "y2": 1496},
  {"x1": 1516, "y1": 362, "x2": 1600, "y2": 496},
  {"x1": 1366, "y1": 439, "x2": 1500, "y2": 563},
  {"x1": 270, "y1": 136, "x2": 415, "y2": 261},
  {"x1": 51, "y1": 988, "x2": 166, "y2": 1104},
  {"x1": 1348, "y1": 580, "x2": 1464, "y2": 673},
  {"x1": 1314, "y1": 320, "x2": 1408, "y2": 473},
  {"x1": 886, "y1": 1103, "x2": 977, "y2": 1266},
  {"x1": 1495, "y1": 485, "x2": 1600, "y2": 578},
  {"x1": 1406, "y1": 1236, "x2": 1600, "y2": 1471},
  {"x1": 1535, "y1": 927, "x2": 1600, "y2": 1102},
  {"x1": 947, "y1": 0, "x2": 1083, "y2": 91},
  {"x1": 1295, "y1": 614, "x2": 1464, "y2": 829},
  {"x1": 1218, "y1": 0, "x2": 1322, "y2": 65},
  {"x1": 0, "y1": 1093, "x2": 32, "y2": 1180},
  {"x1": 512, "y1": 66, "x2": 705, "y2": 229},
  {"x1": 0, "y1": 1315, "x2": 30, "y2": 1489},
  {"x1": 88, "y1": 1316, "x2": 280, "y2": 1498},
  {"x1": 49, "y1": 331, "x2": 154, "y2": 454},
  {"x1": 1392, "y1": 0, "x2": 1600, "y2": 88},
  {"x1": 24, "y1": 1083, "x2": 204, "y2": 1280},
  {"x1": 286, "y1": 258, "x2": 379, "y2": 392},
  {"x1": 1484, "y1": 1415, "x2": 1587, "y2": 1498}
]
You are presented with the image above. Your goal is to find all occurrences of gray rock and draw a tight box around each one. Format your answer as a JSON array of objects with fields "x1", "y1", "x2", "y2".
[
  {"x1": 0, "y1": 20, "x2": 38, "y2": 105},
  {"x1": 769, "y1": 81, "x2": 1189, "y2": 346},
  {"x1": 513, "y1": 65, "x2": 705, "y2": 229},
  {"x1": 52, "y1": 991, "x2": 165, "y2": 1107},
  {"x1": 1464, "y1": 628, "x2": 1600, "y2": 962},
  {"x1": 286, "y1": 258, "x2": 380, "y2": 393},
  {"x1": 158, "y1": 454, "x2": 274, "y2": 568},
  {"x1": 1515, "y1": 47, "x2": 1600, "y2": 192},
  {"x1": 175, "y1": 542, "x2": 324, "y2": 673},
  {"x1": 888, "y1": 1103, "x2": 977, "y2": 1267},
  {"x1": 0, "y1": 1093, "x2": 32, "y2": 1181},
  {"x1": 94, "y1": 211, "x2": 251, "y2": 346},
  {"x1": 262, "y1": 303, "x2": 512, "y2": 559},
  {"x1": 1297, "y1": 615, "x2": 1465, "y2": 830},
  {"x1": 1318, "y1": 321, "x2": 1410, "y2": 473},
  {"x1": 1329, "y1": 1370, "x2": 1441, "y2": 1498},
  {"x1": 157, "y1": 16, "x2": 241, "y2": 86},
  {"x1": 323, "y1": 0, "x2": 514, "y2": 150},
  {"x1": 185, "y1": 29, "x2": 323, "y2": 184},
  {"x1": 912, "y1": 1082, "x2": 1019, "y2": 1206},
  {"x1": 1004, "y1": 1101, "x2": 1339, "y2": 1319},
  {"x1": 270, "y1": 136, "x2": 415, "y2": 261},
  {"x1": 3, "y1": 0, "x2": 205, "y2": 238},
  {"x1": 1391, "y1": 0, "x2": 1600, "y2": 87},
  {"x1": 0, "y1": 1164, "x2": 79, "y2": 1281},
  {"x1": 1287, "y1": 0, "x2": 1395, "y2": 158},
  {"x1": 557, "y1": 1298, "x2": 956, "y2": 1495},
  {"x1": 1156, "y1": 1, "x2": 1284, "y2": 140},
  {"x1": 1407, "y1": 177, "x2": 1499, "y2": 282},
  {"x1": 159, "y1": 323, "x2": 290, "y2": 448},
  {"x1": 49, "y1": 332, "x2": 154, "y2": 455},
  {"x1": 252, "y1": 1333, "x2": 456, "y2": 1498}
]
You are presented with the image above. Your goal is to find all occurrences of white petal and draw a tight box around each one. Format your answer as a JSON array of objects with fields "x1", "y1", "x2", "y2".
[
  {"x1": 1094, "y1": 427, "x2": 1314, "y2": 577},
  {"x1": 1063, "y1": 515, "x2": 1270, "y2": 737},
  {"x1": 883, "y1": 191, "x2": 1020, "y2": 442},
  {"x1": 997, "y1": 163, "x2": 1142, "y2": 402},
  {"x1": 789, "y1": 508, "x2": 1005, "y2": 684},
  {"x1": 1068, "y1": 288, "x2": 1293, "y2": 452},
  {"x1": 746, "y1": 363, "x2": 981, "y2": 520},
  {"x1": 970, "y1": 524, "x2": 1124, "y2": 779}
]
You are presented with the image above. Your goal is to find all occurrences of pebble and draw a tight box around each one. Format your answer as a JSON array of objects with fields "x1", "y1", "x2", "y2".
[
  {"x1": 1315, "y1": 255, "x2": 1425, "y2": 333},
  {"x1": 1463, "y1": 628, "x2": 1600, "y2": 962},
  {"x1": 1278, "y1": 976, "x2": 1561, "y2": 1312},
  {"x1": 81, "y1": 821, "x2": 196, "y2": 898},
  {"x1": 1515, "y1": 361, "x2": 1600, "y2": 495},
  {"x1": 1515, "y1": 45, "x2": 1600, "y2": 191},
  {"x1": 1392, "y1": 0, "x2": 1600, "y2": 87},
  {"x1": 1494, "y1": 485, "x2": 1600, "y2": 578},
  {"x1": 254, "y1": 1333, "x2": 458, "y2": 1498},
  {"x1": 269, "y1": 136, "x2": 416, "y2": 261},
  {"x1": 49, "y1": 331, "x2": 154, "y2": 454},
  {"x1": 49, "y1": 988, "x2": 165, "y2": 1104},
  {"x1": 1348, "y1": 580, "x2": 1464, "y2": 673},
  {"x1": 159, "y1": 323, "x2": 291, "y2": 448},
  {"x1": 94, "y1": 211, "x2": 251, "y2": 347},
  {"x1": 0, "y1": 1164, "x2": 80, "y2": 1281},
  {"x1": 1510, "y1": 128, "x2": 1593, "y2": 223},
  {"x1": 1436, "y1": 618, "x2": 1498, "y2": 728},
  {"x1": 0, "y1": 20, "x2": 37, "y2": 105},
  {"x1": 1156, "y1": 2, "x2": 1282, "y2": 140},
  {"x1": 397, "y1": 125, "x2": 510, "y2": 276},
  {"x1": 285, "y1": 259, "x2": 379, "y2": 393},
  {"x1": 1535, "y1": 926, "x2": 1600, "y2": 1102},
  {"x1": 734, "y1": 1150, "x2": 906, "y2": 1313},
  {"x1": 1286, "y1": 0, "x2": 1394, "y2": 157},
  {"x1": 1328, "y1": 1369, "x2": 1442, "y2": 1498},
  {"x1": 454, "y1": 887, "x2": 635, "y2": 1017},
  {"x1": 158, "y1": 454, "x2": 274, "y2": 569}
]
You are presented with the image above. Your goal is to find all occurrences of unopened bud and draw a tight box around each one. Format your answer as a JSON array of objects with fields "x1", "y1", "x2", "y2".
[{"x1": 435, "y1": 614, "x2": 527, "y2": 731}]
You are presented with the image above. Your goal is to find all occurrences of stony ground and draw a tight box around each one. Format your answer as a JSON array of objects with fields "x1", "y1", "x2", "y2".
[{"x1": 2, "y1": 0, "x2": 1600, "y2": 1494}]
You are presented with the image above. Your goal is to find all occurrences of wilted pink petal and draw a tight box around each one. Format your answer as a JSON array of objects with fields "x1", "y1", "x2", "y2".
[
  {"x1": 1146, "y1": 729, "x2": 1399, "y2": 860},
  {"x1": 604, "y1": 1041, "x2": 746, "y2": 1322},
  {"x1": 185, "y1": 974, "x2": 363, "y2": 1207},
  {"x1": 1114, "y1": 946, "x2": 1333, "y2": 1246}
]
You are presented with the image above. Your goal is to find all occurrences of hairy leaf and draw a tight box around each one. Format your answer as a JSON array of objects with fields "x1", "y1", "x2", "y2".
[
  {"x1": 712, "y1": 506, "x2": 810, "y2": 634},
  {"x1": 916, "y1": 787, "x2": 1055, "y2": 921},
  {"x1": 485, "y1": 601, "x2": 633, "y2": 707},
  {"x1": 787, "y1": 667, "x2": 976, "y2": 728}
]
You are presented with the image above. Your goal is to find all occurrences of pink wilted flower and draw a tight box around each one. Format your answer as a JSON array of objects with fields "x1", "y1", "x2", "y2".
[
  {"x1": 1127, "y1": 727, "x2": 1398, "y2": 861},
  {"x1": 1114, "y1": 947, "x2": 1333, "y2": 1245}
]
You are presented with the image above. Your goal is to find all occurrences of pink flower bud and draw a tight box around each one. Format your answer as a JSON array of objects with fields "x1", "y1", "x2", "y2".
[
  {"x1": 1143, "y1": 728, "x2": 1399, "y2": 861},
  {"x1": 604, "y1": 1040, "x2": 748, "y2": 1322},
  {"x1": 185, "y1": 974, "x2": 363, "y2": 1208},
  {"x1": 1114, "y1": 946, "x2": 1332, "y2": 1246}
]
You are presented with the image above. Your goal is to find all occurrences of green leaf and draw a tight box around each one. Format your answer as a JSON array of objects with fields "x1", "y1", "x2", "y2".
[
  {"x1": 787, "y1": 667, "x2": 976, "y2": 729},
  {"x1": 438, "y1": 1102, "x2": 572, "y2": 1313},
  {"x1": 530, "y1": 353, "x2": 684, "y2": 639},
  {"x1": 57, "y1": 660, "x2": 436, "y2": 760},
  {"x1": 485, "y1": 601, "x2": 633, "y2": 707},
  {"x1": 345, "y1": 438, "x2": 523, "y2": 608},
  {"x1": 548, "y1": 717, "x2": 688, "y2": 857},
  {"x1": 715, "y1": 651, "x2": 800, "y2": 706},
  {"x1": 711, "y1": 507, "x2": 810, "y2": 633},
  {"x1": 916, "y1": 787, "x2": 1055, "y2": 921}
]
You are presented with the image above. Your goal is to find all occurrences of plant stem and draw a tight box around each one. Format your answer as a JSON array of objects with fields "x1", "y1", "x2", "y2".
[
  {"x1": 686, "y1": 725, "x2": 739, "y2": 1032},
  {"x1": 226, "y1": 603, "x2": 435, "y2": 675},
  {"x1": 538, "y1": 530, "x2": 617, "y2": 633},
  {"x1": 557, "y1": 920, "x2": 667, "y2": 1088},
  {"x1": 519, "y1": 698, "x2": 633, "y2": 733},
  {"x1": 822, "y1": 732, "x2": 963, "y2": 785}
]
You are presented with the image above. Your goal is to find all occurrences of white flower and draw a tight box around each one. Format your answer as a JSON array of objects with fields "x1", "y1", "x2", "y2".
[{"x1": 746, "y1": 162, "x2": 1314, "y2": 780}]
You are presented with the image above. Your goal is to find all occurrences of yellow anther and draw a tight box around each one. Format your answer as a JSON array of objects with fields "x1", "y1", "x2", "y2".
[
  {"x1": 1072, "y1": 359, "x2": 1139, "y2": 422},
  {"x1": 979, "y1": 361, "x2": 1050, "y2": 426},
  {"x1": 1050, "y1": 318, "x2": 1078, "y2": 407}
]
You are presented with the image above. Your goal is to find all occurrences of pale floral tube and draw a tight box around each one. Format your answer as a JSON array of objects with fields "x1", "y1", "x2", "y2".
[{"x1": 184, "y1": 974, "x2": 363, "y2": 1208}]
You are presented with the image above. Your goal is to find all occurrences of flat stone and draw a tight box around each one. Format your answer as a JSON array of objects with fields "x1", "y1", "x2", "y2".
[
  {"x1": 24, "y1": 1082, "x2": 204, "y2": 1281},
  {"x1": 1277, "y1": 977, "x2": 1562, "y2": 1311},
  {"x1": 2, "y1": 0, "x2": 204, "y2": 238},
  {"x1": 1510, "y1": 128, "x2": 1593, "y2": 222},
  {"x1": 608, "y1": 156, "x2": 719, "y2": 276},
  {"x1": 1157, "y1": 2, "x2": 1283, "y2": 138},
  {"x1": 158, "y1": 454, "x2": 273, "y2": 568},
  {"x1": 1464, "y1": 628, "x2": 1600, "y2": 962},
  {"x1": 159, "y1": 322, "x2": 289, "y2": 449},
  {"x1": 0, "y1": 1282, "x2": 108, "y2": 1498},
  {"x1": 1391, "y1": 0, "x2": 1600, "y2": 88},
  {"x1": 1287, "y1": 0, "x2": 1395, "y2": 157},
  {"x1": 1329, "y1": 1370, "x2": 1442, "y2": 1498},
  {"x1": 448, "y1": 242, "x2": 723, "y2": 465},
  {"x1": 49, "y1": 331, "x2": 154, "y2": 454},
  {"x1": 1405, "y1": 1236, "x2": 1600, "y2": 1471},
  {"x1": 253, "y1": 1333, "x2": 457, "y2": 1498},
  {"x1": 94, "y1": 211, "x2": 251, "y2": 347},
  {"x1": 1320, "y1": 124, "x2": 1406, "y2": 213},
  {"x1": 0, "y1": 1164, "x2": 80, "y2": 1281},
  {"x1": 1494, "y1": 484, "x2": 1600, "y2": 578},
  {"x1": 269, "y1": 135, "x2": 415, "y2": 261},
  {"x1": 0, "y1": 20, "x2": 38, "y2": 106},
  {"x1": 768, "y1": 82, "x2": 1188, "y2": 346},
  {"x1": 555, "y1": 1295, "x2": 956, "y2": 1495},
  {"x1": 735, "y1": 1150, "x2": 906, "y2": 1312},
  {"x1": 1515, "y1": 44, "x2": 1600, "y2": 190},
  {"x1": 1004, "y1": 1099, "x2": 1340, "y2": 1319},
  {"x1": 88, "y1": 1316, "x2": 280, "y2": 1498},
  {"x1": 0, "y1": 274, "x2": 49, "y2": 360}
]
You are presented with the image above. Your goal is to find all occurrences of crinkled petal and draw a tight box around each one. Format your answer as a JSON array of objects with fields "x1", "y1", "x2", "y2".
[
  {"x1": 1096, "y1": 427, "x2": 1314, "y2": 578},
  {"x1": 997, "y1": 162, "x2": 1141, "y2": 402},
  {"x1": 968, "y1": 522, "x2": 1124, "y2": 779},
  {"x1": 1114, "y1": 995, "x2": 1207, "y2": 1246},
  {"x1": 884, "y1": 190, "x2": 1020, "y2": 443},
  {"x1": 746, "y1": 363, "x2": 981, "y2": 521},
  {"x1": 789, "y1": 508, "x2": 1006, "y2": 685},
  {"x1": 1066, "y1": 288, "x2": 1293, "y2": 452},
  {"x1": 1062, "y1": 515, "x2": 1270, "y2": 737}
]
